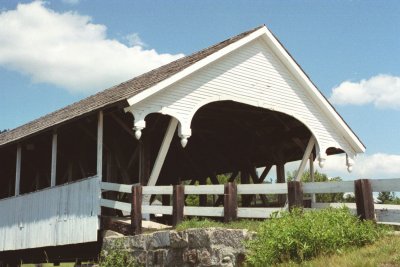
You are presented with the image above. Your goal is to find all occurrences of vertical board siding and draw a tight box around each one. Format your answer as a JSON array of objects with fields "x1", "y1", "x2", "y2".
[
  {"x1": 131, "y1": 39, "x2": 355, "y2": 156},
  {"x1": 0, "y1": 176, "x2": 100, "y2": 251}
]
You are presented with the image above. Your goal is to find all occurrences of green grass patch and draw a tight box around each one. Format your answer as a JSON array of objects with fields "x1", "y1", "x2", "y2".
[
  {"x1": 278, "y1": 234, "x2": 400, "y2": 267},
  {"x1": 245, "y1": 207, "x2": 388, "y2": 266},
  {"x1": 175, "y1": 217, "x2": 262, "y2": 232}
]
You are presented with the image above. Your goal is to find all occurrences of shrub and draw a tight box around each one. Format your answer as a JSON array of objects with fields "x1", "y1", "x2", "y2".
[
  {"x1": 99, "y1": 239, "x2": 136, "y2": 267},
  {"x1": 245, "y1": 207, "x2": 387, "y2": 266}
]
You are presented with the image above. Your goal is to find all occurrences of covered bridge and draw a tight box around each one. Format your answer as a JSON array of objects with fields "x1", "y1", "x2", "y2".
[{"x1": 0, "y1": 25, "x2": 365, "y2": 264}]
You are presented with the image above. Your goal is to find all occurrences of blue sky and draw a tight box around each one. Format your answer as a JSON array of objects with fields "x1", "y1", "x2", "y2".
[{"x1": 0, "y1": 1, "x2": 399, "y2": 179}]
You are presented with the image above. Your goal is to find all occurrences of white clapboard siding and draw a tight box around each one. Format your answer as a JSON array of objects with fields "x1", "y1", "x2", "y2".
[
  {"x1": 131, "y1": 38, "x2": 355, "y2": 157},
  {"x1": 0, "y1": 176, "x2": 100, "y2": 252},
  {"x1": 303, "y1": 181, "x2": 354, "y2": 194}
]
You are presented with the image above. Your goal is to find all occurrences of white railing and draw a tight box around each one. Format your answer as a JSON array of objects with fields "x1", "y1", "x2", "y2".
[{"x1": 99, "y1": 178, "x2": 400, "y2": 235}]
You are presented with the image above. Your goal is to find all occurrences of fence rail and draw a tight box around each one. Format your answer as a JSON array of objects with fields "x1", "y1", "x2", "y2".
[{"x1": 100, "y1": 178, "x2": 400, "y2": 235}]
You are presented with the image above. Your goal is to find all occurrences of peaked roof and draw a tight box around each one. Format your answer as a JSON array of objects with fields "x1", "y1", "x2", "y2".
[
  {"x1": 0, "y1": 26, "x2": 263, "y2": 147},
  {"x1": 0, "y1": 25, "x2": 365, "y2": 154}
]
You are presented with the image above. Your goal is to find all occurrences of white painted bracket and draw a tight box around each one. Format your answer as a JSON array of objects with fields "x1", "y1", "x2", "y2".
[
  {"x1": 178, "y1": 125, "x2": 192, "y2": 148},
  {"x1": 346, "y1": 154, "x2": 355, "y2": 173},
  {"x1": 133, "y1": 120, "x2": 146, "y2": 140}
]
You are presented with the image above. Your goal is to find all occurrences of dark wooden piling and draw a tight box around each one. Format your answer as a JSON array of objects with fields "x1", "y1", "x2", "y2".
[
  {"x1": 354, "y1": 179, "x2": 375, "y2": 221},
  {"x1": 224, "y1": 182, "x2": 238, "y2": 223},
  {"x1": 287, "y1": 181, "x2": 303, "y2": 210},
  {"x1": 131, "y1": 185, "x2": 142, "y2": 235},
  {"x1": 172, "y1": 184, "x2": 185, "y2": 226}
]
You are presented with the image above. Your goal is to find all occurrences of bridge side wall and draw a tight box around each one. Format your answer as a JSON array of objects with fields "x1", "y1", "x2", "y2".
[{"x1": 0, "y1": 176, "x2": 100, "y2": 251}]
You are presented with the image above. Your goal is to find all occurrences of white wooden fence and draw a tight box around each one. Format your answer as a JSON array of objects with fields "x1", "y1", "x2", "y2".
[{"x1": 100, "y1": 178, "x2": 400, "y2": 231}]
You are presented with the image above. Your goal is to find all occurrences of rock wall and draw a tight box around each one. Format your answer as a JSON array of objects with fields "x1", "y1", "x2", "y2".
[{"x1": 102, "y1": 228, "x2": 255, "y2": 267}]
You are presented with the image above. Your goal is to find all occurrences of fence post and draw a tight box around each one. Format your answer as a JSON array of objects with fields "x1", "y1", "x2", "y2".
[
  {"x1": 131, "y1": 185, "x2": 142, "y2": 235},
  {"x1": 172, "y1": 184, "x2": 185, "y2": 227},
  {"x1": 224, "y1": 182, "x2": 237, "y2": 223},
  {"x1": 287, "y1": 181, "x2": 303, "y2": 210},
  {"x1": 354, "y1": 179, "x2": 375, "y2": 221}
]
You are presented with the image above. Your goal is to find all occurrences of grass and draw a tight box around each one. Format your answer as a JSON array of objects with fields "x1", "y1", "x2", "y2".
[
  {"x1": 245, "y1": 208, "x2": 387, "y2": 265},
  {"x1": 175, "y1": 217, "x2": 262, "y2": 232},
  {"x1": 278, "y1": 234, "x2": 400, "y2": 267},
  {"x1": 23, "y1": 264, "x2": 74, "y2": 267}
]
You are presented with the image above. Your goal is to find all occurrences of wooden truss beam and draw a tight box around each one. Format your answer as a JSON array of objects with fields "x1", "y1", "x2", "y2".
[
  {"x1": 143, "y1": 117, "x2": 178, "y2": 206},
  {"x1": 295, "y1": 136, "x2": 315, "y2": 181}
]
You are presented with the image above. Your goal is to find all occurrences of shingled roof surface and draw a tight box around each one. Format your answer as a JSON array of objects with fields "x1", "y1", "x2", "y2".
[{"x1": 0, "y1": 26, "x2": 263, "y2": 147}]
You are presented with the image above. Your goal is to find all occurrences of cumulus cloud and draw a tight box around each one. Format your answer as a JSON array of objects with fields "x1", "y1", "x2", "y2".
[
  {"x1": 320, "y1": 153, "x2": 400, "y2": 179},
  {"x1": 329, "y1": 74, "x2": 400, "y2": 109},
  {"x1": 125, "y1": 33, "x2": 146, "y2": 47},
  {"x1": 0, "y1": 1, "x2": 183, "y2": 93}
]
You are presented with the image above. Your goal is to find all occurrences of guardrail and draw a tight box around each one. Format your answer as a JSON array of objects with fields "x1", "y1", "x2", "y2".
[{"x1": 100, "y1": 178, "x2": 400, "y2": 235}]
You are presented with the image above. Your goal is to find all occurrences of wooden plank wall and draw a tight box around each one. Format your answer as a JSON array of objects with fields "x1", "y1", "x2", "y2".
[
  {"x1": 130, "y1": 38, "x2": 355, "y2": 156},
  {"x1": 0, "y1": 176, "x2": 100, "y2": 252}
]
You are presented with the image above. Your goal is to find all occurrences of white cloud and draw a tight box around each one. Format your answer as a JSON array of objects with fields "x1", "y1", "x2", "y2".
[
  {"x1": 0, "y1": 1, "x2": 183, "y2": 93},
  {"x1": 329, "y1": 74, "x2": 400, "y2": 109},
  {"x1": 125, "y1": 33, "x2": 145, "y2": 47},
  {"x1": 319, "y1": 153, "x2": 400, "y2": 179}
]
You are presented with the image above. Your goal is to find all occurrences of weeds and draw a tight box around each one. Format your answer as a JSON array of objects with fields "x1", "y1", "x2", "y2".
[{"x1": 245, "y1": 207, "x2": 387, "y2": 266}]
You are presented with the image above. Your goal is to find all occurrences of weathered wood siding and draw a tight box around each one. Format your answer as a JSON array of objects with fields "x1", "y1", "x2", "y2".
[
  {"x1": 0, "y1": 176, "x2": 100, "y2": 251},
  {"x1": 130, "y1": 38, "x2": 355, "y2": 157}
]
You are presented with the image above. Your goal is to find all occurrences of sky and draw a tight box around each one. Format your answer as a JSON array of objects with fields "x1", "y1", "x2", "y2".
[{"x1": 0, "y1": 1, "x2": 399, "y2": 181}]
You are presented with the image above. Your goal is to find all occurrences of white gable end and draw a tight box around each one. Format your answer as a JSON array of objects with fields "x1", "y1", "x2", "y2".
[{"x1": 126, "y1": 36, "x2": 360, "y2": 167}]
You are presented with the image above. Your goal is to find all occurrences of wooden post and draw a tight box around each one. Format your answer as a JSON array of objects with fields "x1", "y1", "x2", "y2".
[
  {"x1": 224, "y1": 182, "x2": 237, "y2": 223},
  {"x1": 309, "y1": 152, "x2": 316, "y2": 204},
  {"x1": 131, "y1": 185, "x2": 142, "y2": 235},
  {"x1": 354, "y1": 179, "x2": 375, "y2": 221},
  {"x1": 276, "y1": 163, "x2": 286, "y2": 206},
  {"x1": 15, "y1": 144, "x2": 22, "y2": 196},
  {"x1": 97, "y1": 111, "x2": 104, "y2": 180},
  {"x1": 172, "y1": 184, "x2": 185, "y2": 226},
  {"x1": 139, "y1": 139, "x2": 150, "y2": 186},
  {"x1": 287, "y1": 181, "x2": 303, "y2": 210},
  {"x1": 50, "y1": 131, "x2": 58, "y2": 187}
]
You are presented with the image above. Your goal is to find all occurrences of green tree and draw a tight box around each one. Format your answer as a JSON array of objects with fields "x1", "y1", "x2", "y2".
[
  {"x1": 0, "y1": 129, "x2": 8, "y2": 133},
  {"x1": 287, "y1": 170, "x2": 345, "y2": 203},
  {"x1": 377, "y1": 192, "x2": 396, "y2": 204}
]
